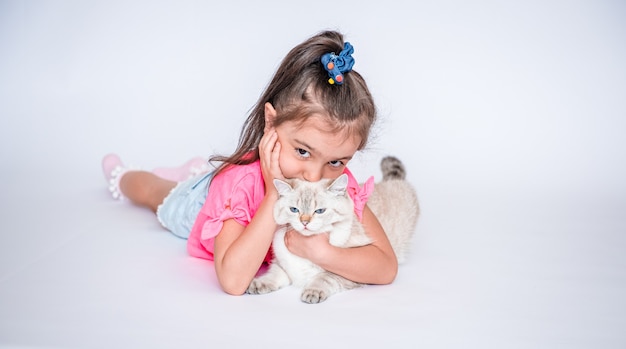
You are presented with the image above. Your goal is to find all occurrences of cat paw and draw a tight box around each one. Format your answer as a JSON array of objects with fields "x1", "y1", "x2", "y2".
[
  {"x1": 246, "y1": 279, "x2": 278, "y2": 295},
  {"x1": 301, "y1": 288, "x2": 329, "y2": 304}
]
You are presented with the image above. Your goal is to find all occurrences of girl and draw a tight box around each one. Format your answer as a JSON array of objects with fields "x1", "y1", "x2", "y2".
[{"x1": 102, "y1": 30, "x2": 398, "y2": 295}]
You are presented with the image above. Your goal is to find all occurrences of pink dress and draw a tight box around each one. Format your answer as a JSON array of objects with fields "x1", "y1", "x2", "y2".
[{"x1": 186, "y1": 160, "x2": 374, "y2": 261}]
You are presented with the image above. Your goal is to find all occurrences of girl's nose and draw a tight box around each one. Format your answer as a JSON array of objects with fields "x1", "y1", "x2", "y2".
[{"x1": 303, "y1": 168, "x2": 323, "y2": 182}]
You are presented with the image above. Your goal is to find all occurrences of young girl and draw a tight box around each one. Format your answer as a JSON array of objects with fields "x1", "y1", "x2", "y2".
[{"x1": 102, "y1": 30, "x2": 398, "y2": 295}]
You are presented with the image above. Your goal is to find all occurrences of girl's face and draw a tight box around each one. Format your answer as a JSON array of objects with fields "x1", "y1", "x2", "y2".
[{"x1": 274, "y1": 116, "x2": 361, "y2": 182}]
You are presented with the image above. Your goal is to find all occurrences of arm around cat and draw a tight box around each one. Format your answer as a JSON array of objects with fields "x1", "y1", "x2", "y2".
[{"x1": 284, "y1": 205, "x2": 398, "y2": 285}]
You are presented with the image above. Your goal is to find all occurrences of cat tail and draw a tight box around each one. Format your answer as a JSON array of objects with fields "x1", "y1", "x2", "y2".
[
  {"x1": 373, "y1": 155, "x2": 420, "y2": 264},
  {"x1": 380, "y1": 156, "x2": 406, "y2": 181}
]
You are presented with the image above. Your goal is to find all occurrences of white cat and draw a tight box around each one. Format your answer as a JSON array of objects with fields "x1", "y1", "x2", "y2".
[
  {"x1": 246, "y1": 156, "x2": 419, "y2": 303},
  {"x1": 367, "y1": 156, "x2": 420, "y2": 264}
]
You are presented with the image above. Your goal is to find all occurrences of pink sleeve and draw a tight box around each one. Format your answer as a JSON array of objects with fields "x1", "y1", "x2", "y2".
[
  {"x1": 343, "y1": 168, "x2": 375, "y2": 221},
  {"x1": 199, "y1": 172, "x2": 262, "y2": 241}
]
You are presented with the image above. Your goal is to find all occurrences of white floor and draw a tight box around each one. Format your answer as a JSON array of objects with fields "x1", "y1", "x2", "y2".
[{"x1": 1, "y1": 1, "x2": 625, "y2": 348}]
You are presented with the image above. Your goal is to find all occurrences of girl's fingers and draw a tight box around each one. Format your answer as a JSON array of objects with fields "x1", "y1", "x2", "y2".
[
  {"x1": 270, "y1": 141, "x2": 283, "y2": 180},
  {"x1": 260, "y1": 127, "x2": 285, "y2": 181},
  {"x1": 259, "y1": 130, "x2": 278, "y2": 175},
  {"x1": 260, "y1": 131, "x2": 277, "y2": 158}
]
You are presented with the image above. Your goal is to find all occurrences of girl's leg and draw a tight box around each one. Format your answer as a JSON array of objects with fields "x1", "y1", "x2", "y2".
[
  {"x1": 119, "y1": 171, "x2": 176, "y2": 212},
  {"x1": 102, "y1": 153, "x2": 207, "y2": 207}
]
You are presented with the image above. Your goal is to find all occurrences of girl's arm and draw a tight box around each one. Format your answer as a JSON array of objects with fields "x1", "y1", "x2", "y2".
[
  {"x1": 213, "y1": 126, "x2": 284, "y2": 295},
  {"x1": 284, "y1": 205, "x2": 398, "y2": 284},
  {"x1": 213, "y1": 192, "x2": 278, "y2": 295}
]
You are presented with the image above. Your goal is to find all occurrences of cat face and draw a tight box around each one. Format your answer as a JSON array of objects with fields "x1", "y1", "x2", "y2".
[{"x1": 273, "y1": 174, "x2": 353, "y2": 235}]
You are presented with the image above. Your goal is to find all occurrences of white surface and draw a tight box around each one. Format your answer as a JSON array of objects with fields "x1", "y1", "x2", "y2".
[{"x1": 1, "y1": 1, "x2": 625, "y2": 348}]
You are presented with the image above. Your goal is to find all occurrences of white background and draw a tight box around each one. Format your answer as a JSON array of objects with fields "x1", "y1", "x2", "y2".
[{"x1": 1, "y1": 0, "x2": 625, "y2": 348}]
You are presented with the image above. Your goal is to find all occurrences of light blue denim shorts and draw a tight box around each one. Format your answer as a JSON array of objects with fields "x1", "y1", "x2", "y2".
[{"x1": 156, "y1": 171, "x2": 213, "y2": 239}]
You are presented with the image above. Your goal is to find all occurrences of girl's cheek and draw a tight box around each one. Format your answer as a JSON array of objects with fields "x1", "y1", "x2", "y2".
[
  {"x1": 281, "y1": 166, "x2": 298, "y2": 179},
  {"x1": 277, "y1": 156, "x2": 295, "y2": 178}
]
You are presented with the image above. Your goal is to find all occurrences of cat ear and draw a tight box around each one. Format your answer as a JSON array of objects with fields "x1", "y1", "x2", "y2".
[
  {"x1": 273, "y1": 179, "x2": 293, "y2": 196},
  {"x1": 327, "y1": 174, "x2": 349, "y2": 196}
]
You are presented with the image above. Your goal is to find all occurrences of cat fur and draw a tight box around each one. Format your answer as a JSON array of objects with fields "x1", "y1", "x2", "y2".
[{"x1": 246, "y1": 156, "x2": 419, "y2": 303}]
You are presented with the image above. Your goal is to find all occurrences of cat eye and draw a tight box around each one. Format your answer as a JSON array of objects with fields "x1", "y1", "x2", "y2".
[
  {"x1": 290, "y1": 207, "x2": 299, "y2": 213},
  {"x1": 314, "y1": 208, "x2": 326, "y2": 214}
]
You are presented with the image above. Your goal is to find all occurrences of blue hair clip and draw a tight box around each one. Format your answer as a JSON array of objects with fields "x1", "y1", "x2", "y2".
[{"x1": 321, "y1": 42, "x2": 355, "y2": 85}]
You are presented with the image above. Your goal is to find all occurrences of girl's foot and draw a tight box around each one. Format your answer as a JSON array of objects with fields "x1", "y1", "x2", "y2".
[
  {"x1": 102, "y1": 153, "x2": 129, "y2": 200},
  {"x1": 151, "y1": 157, "x2": 209, "y2": 182}
]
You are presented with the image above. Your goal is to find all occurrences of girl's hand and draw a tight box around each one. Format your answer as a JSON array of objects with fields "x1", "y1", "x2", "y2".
[
  {"x1": 284, "y1": 229, "x2": 331, "y2": 263},
  {"x1": 259, "y1": 125, "x2": 283, "y2": 196}
]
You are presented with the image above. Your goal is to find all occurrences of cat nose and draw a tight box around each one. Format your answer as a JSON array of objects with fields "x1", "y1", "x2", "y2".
[{"x1": 300, "y1": 214, "x2": 311, "y2": 226}]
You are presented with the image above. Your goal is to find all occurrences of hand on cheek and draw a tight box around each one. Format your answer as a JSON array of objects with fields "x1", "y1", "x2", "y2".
[
  {"x1": 270, "y1": 139, "x2": 283, "y2": 181},
  {"x1": 261, "y1": 102, "x2": 284, "y2": 183},
  {"x1": 260, "y1": 129, "x2": 285, "y2": 196}
]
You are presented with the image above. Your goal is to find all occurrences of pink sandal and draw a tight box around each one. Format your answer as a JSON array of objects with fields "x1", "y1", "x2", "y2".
[{"x1": 102, "y1": 153, "x2": 132, "y2": 200}]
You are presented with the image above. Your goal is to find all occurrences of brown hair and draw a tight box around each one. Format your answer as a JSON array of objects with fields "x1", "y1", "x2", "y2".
[{"x1": 210, "y1": 30, "x2": 377, "y2": 175}]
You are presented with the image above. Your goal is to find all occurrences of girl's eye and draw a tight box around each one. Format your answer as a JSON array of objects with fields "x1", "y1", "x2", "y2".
[
  {"x1": 314, "y1": 208, "x2": 326, "y2": 214},
  {"x1": 296, "y1": 148, "x2": 310, "y2": 158},
  {"x1": 290, "y1": 207, "x2": 299, "y2": 213},
  {"x1": 329, "y1": 160, "x2": 344, "y2": 168}
]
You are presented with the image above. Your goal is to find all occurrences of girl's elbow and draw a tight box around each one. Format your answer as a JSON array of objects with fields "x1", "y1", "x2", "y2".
[
  {"x1": 223, "y1": 286, "x2": 246, "y2": 296},
  {"x1": 381, "y1": 262, "x2": 398, "y2": 284},
  {"x1": 220, "y1": 278, "x2": 249, "y2": 296},
  {"x1": 379, "y1": 256, "x2": 398, "y2": 284},
  {"x1": 217, "y1": 270, "x2": 250, "y2": 296}
]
